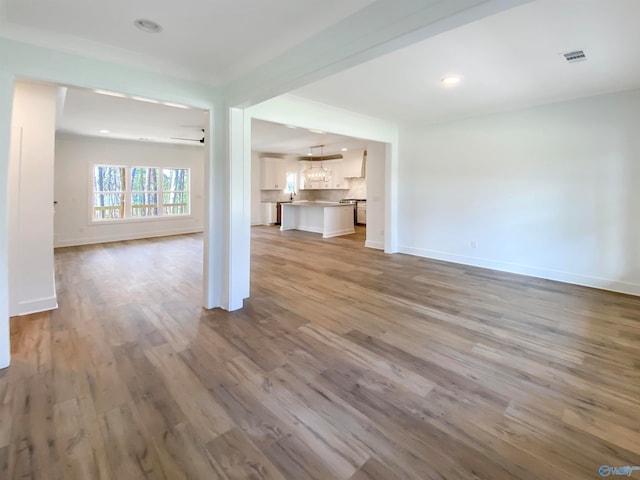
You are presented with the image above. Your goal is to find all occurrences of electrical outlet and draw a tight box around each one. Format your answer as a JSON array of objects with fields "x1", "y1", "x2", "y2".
[{"x1": 470, "y1": 240, "x2": 477, "y2": 249}]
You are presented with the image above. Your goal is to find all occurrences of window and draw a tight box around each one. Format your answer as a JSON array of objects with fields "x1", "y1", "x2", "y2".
[
  {"x1": 93, "y1": 165, "x2": 125, "y2": 221},
  {"x1": 163, "y1": 168, "x2": 190, "y2": 215},
  {"x1": 131, "y1": 167, "x2": 159, "y2": 217},
  {"x1": 92, "y1": 165, "x2": 190, "y2": 221},
  {"x1": 285, "y1": 172, "x2": 296, "y2": 194}
]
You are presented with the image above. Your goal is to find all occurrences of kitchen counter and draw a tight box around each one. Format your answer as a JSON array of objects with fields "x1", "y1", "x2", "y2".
[
  {"x1": 287, "y1": 201, "x2": 345, "y2": 207},
  {"x1": 281, "y1": 202, "x2": 355, "y2": 238}
]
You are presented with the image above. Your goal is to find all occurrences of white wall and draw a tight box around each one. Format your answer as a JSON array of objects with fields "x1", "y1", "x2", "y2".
[
  {"x1": 250, "y1": 151, "x2": 262, "y2": 225},
  {"x1": 0, "y1": 73, "x2": 11, "y2": 368},
  {"x1": 9, "y1": 81, "x2": 57, "y2": 317},
  {"x1": 366, "y1": 142, "x2": 386, "y2": 250},
  {"x1": 54, "y1": 134, "x2": 204, "y2": 247},
  {"x1": 399, "y1": 89, "x2": 640, "y2": 296}
]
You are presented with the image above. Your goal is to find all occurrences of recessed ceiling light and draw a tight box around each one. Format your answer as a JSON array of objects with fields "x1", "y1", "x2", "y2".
[
  {"x1": 286, "y1": 125, "x2": 297, "y2": 129},
  {"x1": 309, "y1": 129, "x2": 326, "y2": 134},
  {"x1": 341, "y1": 148, "x2": 348, "y2": 151},
  {"x1": 134, "y1": 19, "x2": 162, "y2": 33},
  {"x1": 94, "y1": 89, "x2": 127, "y2": 98},
  {"x1": 131, "y1": 95, "x2": 160, "y2": 104},
  {"x1": 99, "y1": 129, "x2": 110, "y2": 134},
  {"x1": 441, "y1": 75, "x2": 462, "y2": 86}
]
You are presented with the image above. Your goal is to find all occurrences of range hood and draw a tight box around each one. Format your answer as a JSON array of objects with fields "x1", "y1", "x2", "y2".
[{"x1": 343, "y1": 149, "x2": 367, "y2": 178}]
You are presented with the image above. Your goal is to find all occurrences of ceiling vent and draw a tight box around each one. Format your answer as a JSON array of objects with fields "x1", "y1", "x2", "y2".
[{"x1": 562, "y1": 50, "x2": 586, "y2": 63}]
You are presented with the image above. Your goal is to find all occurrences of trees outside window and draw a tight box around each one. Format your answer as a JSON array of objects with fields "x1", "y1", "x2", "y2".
[
  {"x1": 131, "y1": 167, "x2": 159, "y2": 217},
  {"x1": 93, "y1": 165, "x2": 125, "y2": 220},
  {"x1": 92, "y1": 165, "x2": 190, "y2": 221},
  {"x1": 163, "y1": 168, "x2": 189, "y2": 215}
]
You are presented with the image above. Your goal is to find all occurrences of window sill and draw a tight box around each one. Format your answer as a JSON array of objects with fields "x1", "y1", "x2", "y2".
[{"x1": 89, "y1": 215, "x2": 194, "y2": 226}]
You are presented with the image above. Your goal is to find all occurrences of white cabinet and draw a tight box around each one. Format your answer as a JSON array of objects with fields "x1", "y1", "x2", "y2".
[
  {"x1": 329, "y1": 160, "x2": 347, "y2": 189},
  {"x1": 261, "y1": 157, "x2": 299, "y2": 191},
  {"x1": 356, "y1": 202, "x2": 366, "y2": 225},
  {"x1": 260, "y1": 157, "x2": 281, "y2": 190},
  {"x1": 261, "y1": 202, "x2": 277, "y2": 225},
  {"x1": 260, "y1": 157, "x2": 286, "y2": 190}
]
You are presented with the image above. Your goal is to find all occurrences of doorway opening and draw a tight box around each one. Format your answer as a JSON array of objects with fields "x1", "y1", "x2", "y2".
[
  {"x1": 250, "y1": 118, "x2": 386, "y2": 250},
  {"x1": 8, "y1": 78, "x2": 209, "y2": 320}
]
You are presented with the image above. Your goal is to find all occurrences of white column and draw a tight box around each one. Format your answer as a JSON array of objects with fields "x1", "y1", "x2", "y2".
[
  {"x1": 9, "y1": 82, "x2": 58, "y2": 316},
  {"x1": 203, "y1": 106, "x2": 223, "y2": 310},
  {"x1": 229, "y1": 107, "x2": 251, "y2": 307},
  {"x1": 0, "y1": 73, "x2": 13, "y2": 369},
  {"x1": 385, "y1": 142, "x2": 399, "y2": 253},
  {"x1": 203, "y1": 104, "x2": 249, "y2": 312}
]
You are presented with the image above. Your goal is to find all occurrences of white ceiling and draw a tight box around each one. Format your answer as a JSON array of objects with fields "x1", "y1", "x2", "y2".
[
  {"x1": 293, "y1": 0, "x2": 640, "y2": 125},
  {"x1": 56, "y1": 85, "x2": 367, "y2": 153},
  {"x1": 27, "y1": 0, "x2": 640, "y2": 149},
  {"x1": 57, "y1": 87, "x2": 208, "y2": 145},
  {"x1": 0, "y1": 0, "x2": 373, "y2": 85},
  {"x1": 55, "y1": 85, "x2": 369, "y2": 153},
  {"x1": 251, "y1": 120, "x2": 368, "y2": 156}
]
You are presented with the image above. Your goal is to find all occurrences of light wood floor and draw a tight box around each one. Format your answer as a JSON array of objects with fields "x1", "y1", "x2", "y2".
[{"x1": 2, "y1": 226, "x2": 640, "y2": 479}]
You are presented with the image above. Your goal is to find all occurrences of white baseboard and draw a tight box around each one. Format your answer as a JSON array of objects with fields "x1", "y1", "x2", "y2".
[
  {"x1": 399, "y1": 245, "x2": 640, "y2": 297},
  {"x1": 365, "y1": 240, "x2": 384, "y2": 250},
  {"x1": 323, "y1": 228, "x2": 355, "y2": 238},
  {"x1": 11, "y1": 295, "x2": 58, "y2": 317},
  {"x1": 297, "y1": 225, "x2": 324, "y2": 235},
  {"x1": 54, "y1": 228, "x2": 204, "y2": 248}
]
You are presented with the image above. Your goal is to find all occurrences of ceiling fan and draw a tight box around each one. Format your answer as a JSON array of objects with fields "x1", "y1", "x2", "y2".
[{"x1": 171, "y1": 128, "x2": 205, "y2": 143}]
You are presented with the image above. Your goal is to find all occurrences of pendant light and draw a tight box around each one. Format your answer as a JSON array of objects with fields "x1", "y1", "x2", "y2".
[{"x1": 302, "y1": 145, "x2": 333, "y2": 185}]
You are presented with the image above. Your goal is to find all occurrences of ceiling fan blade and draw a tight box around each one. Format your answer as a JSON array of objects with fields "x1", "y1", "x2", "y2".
[
  {"x1": 170, "y1": 136, "x2": 205, "y2": 143},
  {"x1": 171, "y1": 128, "x2": 205, "y2": 143}
]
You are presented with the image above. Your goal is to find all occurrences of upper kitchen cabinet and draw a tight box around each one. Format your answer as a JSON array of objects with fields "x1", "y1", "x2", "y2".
[
  {"x1": 260, "y1": 157, "x2": 290, "y2": 190},
  {"x1": 328, "y1": 160, "x2": 347, "y2": 189},
  {"x1": 342, "y1": 150, "x2": 366, "y2": 178}
]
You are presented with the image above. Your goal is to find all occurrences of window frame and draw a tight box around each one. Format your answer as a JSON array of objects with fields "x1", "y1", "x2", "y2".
[{"x1": 89, "y1": 164, "x2": 192, "y2": 224}]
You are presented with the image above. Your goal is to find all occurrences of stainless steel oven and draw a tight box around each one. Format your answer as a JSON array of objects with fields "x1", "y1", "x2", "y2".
[{"x1": 339, "y1": 198, "x2": 366, "y2": 225}]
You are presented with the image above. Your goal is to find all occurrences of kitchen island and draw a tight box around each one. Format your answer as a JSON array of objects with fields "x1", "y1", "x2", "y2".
[{"x1": 280, "y1": 201, "x2": 355, "y2": 238}]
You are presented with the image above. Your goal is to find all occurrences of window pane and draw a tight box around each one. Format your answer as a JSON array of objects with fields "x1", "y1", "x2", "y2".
[
  {"x1": 163, "y1": 192, "x2": 188, "y2": 204},
  {"x1": 93, "y1": 166, "x2": 124, "y2": 192},
  {"x1": 93, "y1": 193, "x2": 124, "y2": 220},
  {"x1": 131, "y1": 192, "x2": 158, "y2": 217},
  {"x1": 163, "y1": 204, "x2": 188, "y2": 215},
  {"x1": 285, "y1": 172, "x2": 296, "y2": 193},
  {"x1": 162, "y1": 169, "x2": 190, "y2": 216},
  {"x1": 131, "y1": 167, "x2": 158, "y2": 192},
  {"x1": 163, "y1": 192, "x2": 189, "y2": 215},
  {"x1": 163, "y1": 168, "x2": 189, "y2": 192},
  {"x1": 162, "y1": 192, "x2": 189, "y2": 215}
]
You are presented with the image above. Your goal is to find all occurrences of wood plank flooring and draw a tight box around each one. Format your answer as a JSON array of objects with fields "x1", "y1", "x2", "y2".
[{"x1": 2, "y1": 226, "x2": 640, "y2": 479}]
